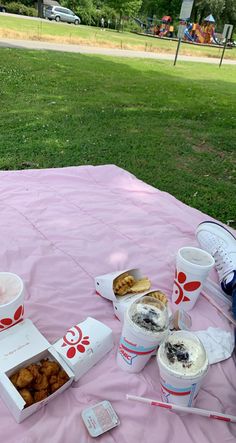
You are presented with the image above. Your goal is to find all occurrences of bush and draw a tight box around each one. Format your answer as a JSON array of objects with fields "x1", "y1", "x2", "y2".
[
  {"x1": 74, "y1": 5, "x2": 117, "y2": 28},
  {"x1": 6, "y1": 2, "x2": 37, "y2": 16},
  {"x1": 75, "y1": 7, "x2": 97, "y2": 26}
]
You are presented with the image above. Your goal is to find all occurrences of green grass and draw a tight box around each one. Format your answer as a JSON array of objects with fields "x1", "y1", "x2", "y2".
[
  {"x1": 1, "y1": 15, "x2": 236, "y2": 60},
  {"x1": 0, "y1": 48, "x2": 235, "y2": 225}
]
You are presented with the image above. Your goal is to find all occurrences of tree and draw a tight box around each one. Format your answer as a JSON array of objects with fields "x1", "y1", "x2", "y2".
[
  {"x1": 222, "y1": 0, "x2": 236, "y2": 27},
  {"x1": 140, "y1": 0, "x2": 158, "y2": 17},
  {"x1": 106, "y1": 0, "x2": 142, "y2": 20},
  {"x1": 141, "y1": 0, "x2": 182, "y2": 19},
  {"x1": 192, "y1": 0, "x2": 226, "y2": 24}
]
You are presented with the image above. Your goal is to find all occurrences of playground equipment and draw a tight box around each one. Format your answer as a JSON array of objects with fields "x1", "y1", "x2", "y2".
[
  {"x1": 132, "y1": 16, "x2": 174, "y2": 38},
  {"x1": 132, "y1": 13, "x2": 234, "y2": 47},
  {"x1": 151, "y1": 16, "x2": 174, "y2": 38},
  {"x1": 159, "y1": 16, "x2": 173, "y2": 37},
  {"x1": 184, "y1": 14, "x2": 219, "y2": 44}
]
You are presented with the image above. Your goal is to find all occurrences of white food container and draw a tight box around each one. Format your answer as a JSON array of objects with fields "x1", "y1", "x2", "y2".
[
  {"x1": 54, "y1": 317, "x2": 114, "y2": 381},
  {"x1": 95, "y1": 269, "x2": 150, "y2": 321},
  {"x1": 0, "y1": 319, "x2": 74, "y2": 423}
]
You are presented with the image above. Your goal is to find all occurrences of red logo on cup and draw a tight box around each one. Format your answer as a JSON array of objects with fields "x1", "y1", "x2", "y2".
[
  {"x1": 174, "y1": 271, "x2": 201, "y2": 305},
  {"x1": 61, "y1": 325, "x2": 90, "y2": 359},
  {"x1": 0, "y1": 305, "x2": 24, "y2": 331}
]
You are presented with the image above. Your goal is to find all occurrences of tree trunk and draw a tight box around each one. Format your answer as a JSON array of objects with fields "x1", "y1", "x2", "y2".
[{"x1": 38, "y1": 0, "x2": 43, "y2": 18}]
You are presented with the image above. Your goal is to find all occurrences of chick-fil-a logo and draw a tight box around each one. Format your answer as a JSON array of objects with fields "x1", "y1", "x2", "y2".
[
  {"x1": 0, "y1": 305, "x2": 24, "y2": 331},
  {"x1": 173, "y1": 271, "x2": 201, "y2": 305},
  {"x1": 61, "y1": 325, "x2": 90, "y2": 359}
]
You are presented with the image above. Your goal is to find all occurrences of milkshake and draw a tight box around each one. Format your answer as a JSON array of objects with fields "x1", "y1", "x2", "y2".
[
  {"x1": 0, "y1": 273, "x2": 22, "y2": 305},
  {"x1": 157, "y1": 331, "x2": 208, "y2": 406},
  {"x1": 0, "y1": 273, "x2": 24, "y2": 331},
  {"x1": 117, "y1": 296, "x2": 169, "y2": 373}
]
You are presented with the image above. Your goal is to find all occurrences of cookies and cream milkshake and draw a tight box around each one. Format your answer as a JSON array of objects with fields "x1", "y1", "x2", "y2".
[
  {"x1": 117, "y1": 296, "x2": 169, "y2": 373},
  {"x1": 157, "y1": 331, "x2": 208, "y2": 406},
  {"x1": 129, "y1": 298, "x2": 168, "y2": 334},
  {"x1": 162, "y1": 335, "x2": 207, "y2": 376}
]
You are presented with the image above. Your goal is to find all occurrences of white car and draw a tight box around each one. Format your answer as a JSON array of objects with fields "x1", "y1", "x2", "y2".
[{"x1": 45, "y1": 6, "x2": 81, "y2": 25}]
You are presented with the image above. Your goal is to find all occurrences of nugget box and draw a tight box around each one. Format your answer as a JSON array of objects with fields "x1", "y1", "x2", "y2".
[
  {"x1": 0, "y1": 316, "x2": 114, "y2": 423},
  {"x1": 0, "y1": 319, "x2": 74, "y2": 423},
  {"x1": 53, "y1": 317, "x2": 114, "y2": 381}
]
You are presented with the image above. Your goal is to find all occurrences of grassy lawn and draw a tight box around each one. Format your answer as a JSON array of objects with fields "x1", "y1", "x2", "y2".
[
  {"x1": 0, "y1": 48, "x2": 235, "y2": 226},
  {"x1": 0, "y1": 14, "x2": 236, "y2": 60}
]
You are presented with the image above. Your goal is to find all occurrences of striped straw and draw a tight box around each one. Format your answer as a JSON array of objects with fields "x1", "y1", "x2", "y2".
[{"x1": 126, "y1": 394, "x2": 236, "y2": 423}]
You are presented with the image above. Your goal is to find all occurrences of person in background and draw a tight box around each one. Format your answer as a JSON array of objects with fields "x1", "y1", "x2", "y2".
[
  {"x1": 169, "y1": 25, "x2": 174, "y2": 38},
  {"x1": 196, "y1": 221, "x2": 236, "y2": 320},
  {"x1": 101, "y1": 17, "x2": 105, "y2": 31}
]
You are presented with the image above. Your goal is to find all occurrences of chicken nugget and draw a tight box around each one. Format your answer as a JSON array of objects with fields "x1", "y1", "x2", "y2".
[
  {"x1": 49, "y1": 375, "x2": 58, "y2": 385},
  {"x1": 19, "y1": 388, "x2": 34, "y2": 407},
  {"x1": 34, "y1": 389, "x2": 48, "y2": 402},
  {"x1": 49, "y1": 370, "x2": 69, "y2": 388},
  {"x1": 58, "y1": 370, "x2": 69, "y2": 382},
  {"x1": 40, "y1": 360, "x2": 60, "y2": 378},
  {"x1": 26, "y1": 363, "x2": 41, "y2": 382},
  {"x1": 10, "y1": 372, "x2": 19, "y2": 387},
  {"x1": 50, "y1": 379, "x2": 65, "y2": 394},
  {"x1": 16, "y1": 368, "x2": 34, "y2": 388},
  {"x1": 33, "y1": 373, "x2": 49, "y2": 391}
]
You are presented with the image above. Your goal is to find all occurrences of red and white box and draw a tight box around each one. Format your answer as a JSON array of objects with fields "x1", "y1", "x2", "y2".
[
  {"x1": 95, "y1": 269, "x2": 149, "y2": 321},
  {"x1": 0, "y1": 319, "x2": 74, "y2": 423},
  {"x1": 53, "y1": 317, "x2": 114, "y2": 381}
]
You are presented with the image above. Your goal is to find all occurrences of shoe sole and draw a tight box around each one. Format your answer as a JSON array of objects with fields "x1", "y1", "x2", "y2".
[{"x1": 196, "y1": 221, "x2": 236, "y2": 242}]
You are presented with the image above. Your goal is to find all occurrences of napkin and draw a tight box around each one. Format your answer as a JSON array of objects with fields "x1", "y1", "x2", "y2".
[{"x1": 195, "y1": 327, "x2": 235, "y2": 364}]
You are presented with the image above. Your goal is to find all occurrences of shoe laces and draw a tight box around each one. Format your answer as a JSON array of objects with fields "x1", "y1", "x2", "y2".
[{"x1": 213, "y1": 245, "x2": 232, "y2": 272}]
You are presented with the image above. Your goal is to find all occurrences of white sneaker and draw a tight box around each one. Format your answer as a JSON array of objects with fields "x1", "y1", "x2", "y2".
[{"x1": 196, "y1": 221, "x2": 236, "y2": 283}]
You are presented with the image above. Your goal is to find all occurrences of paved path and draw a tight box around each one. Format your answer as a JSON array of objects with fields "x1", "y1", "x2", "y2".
[{"x1": 1, "y1": 37, "x2": 236, "y2": 65}]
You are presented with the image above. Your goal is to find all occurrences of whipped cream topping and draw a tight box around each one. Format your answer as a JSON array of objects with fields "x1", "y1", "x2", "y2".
[{"x1": 161, "y1": 334, "x2": 207, "y2": 376}]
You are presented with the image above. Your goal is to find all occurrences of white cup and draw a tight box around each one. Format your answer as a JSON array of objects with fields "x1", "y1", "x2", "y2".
[
  {"x1": 157, "y1": 330, "x2": 209, "y2": 407},
  {"x1": 0, "y1": 272, "x2": 24, "y2": 332},
  {"x1": 117, "y1": 296, "x2": 169, "y2": 373},
  {"x1": 172, "y1": 247, "x2": 215, "y2": 311}
]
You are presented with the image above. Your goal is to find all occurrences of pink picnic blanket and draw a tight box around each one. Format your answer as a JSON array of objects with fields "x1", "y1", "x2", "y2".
[{"x1": 0, "y1": 165, "x2": 235, "y2": 443}]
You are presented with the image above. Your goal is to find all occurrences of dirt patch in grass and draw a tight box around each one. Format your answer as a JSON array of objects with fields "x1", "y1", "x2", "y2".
[{"x1": 192, "y1": 141, "x2": 215, "y2": 153}]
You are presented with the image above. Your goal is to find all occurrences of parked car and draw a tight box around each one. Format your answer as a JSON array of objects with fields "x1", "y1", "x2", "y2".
[{"x1": 45, "y1": 6, "x2": 80, "y2": 25}]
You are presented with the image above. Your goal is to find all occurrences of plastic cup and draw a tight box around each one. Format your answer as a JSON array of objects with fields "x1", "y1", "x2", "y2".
[
  {"x1": 0, "y1": 272, "x2": 24, "y2": 332},
  {"x1": 172, "y1": 247, "x2": 215, "y2": 311},
  {"x1": 117, "y1": 296, "x2": 169, "y2": 373},
  {"x1": 157, "y1": 330, "x2": 209, "y2": 407}
]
